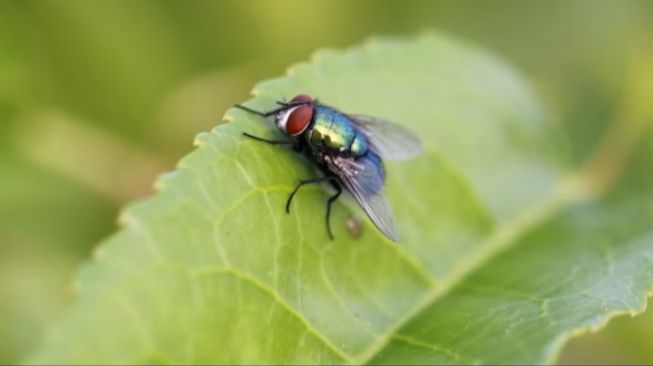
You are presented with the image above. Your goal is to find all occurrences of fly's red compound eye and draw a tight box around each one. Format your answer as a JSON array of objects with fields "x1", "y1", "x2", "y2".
[
  {"x1": 276, "y1": 95, "x2": 314, "y2": 135},
  {"x1": 285, "y1": 104, "x2": 313, "y2": 136},
  {"x1": 291, "y1": 94, "x2": 313, "y2": 104}
]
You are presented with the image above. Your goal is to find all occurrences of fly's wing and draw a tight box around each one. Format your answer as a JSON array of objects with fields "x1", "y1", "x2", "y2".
[
  {"x1": 326, "y1": 154, "x2": 399, "y2": 242},
  {"x1": 349, "y1": 115, "x2": 423, "y2": 160}
]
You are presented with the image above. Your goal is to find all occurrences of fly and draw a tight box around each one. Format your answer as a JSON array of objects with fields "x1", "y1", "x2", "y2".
[{"x1": 234, "y1": 94, "x2": 422, "y2": 242}]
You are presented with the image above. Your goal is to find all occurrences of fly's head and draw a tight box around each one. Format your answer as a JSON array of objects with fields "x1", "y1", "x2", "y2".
[{"x1": 275, "y1": 94, "x2": 314, "y2": 136}]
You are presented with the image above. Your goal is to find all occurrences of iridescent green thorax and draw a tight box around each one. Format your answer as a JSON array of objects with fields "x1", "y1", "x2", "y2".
[{"x1": 306, "y1": 106, "x2": 368, "y2": 157}]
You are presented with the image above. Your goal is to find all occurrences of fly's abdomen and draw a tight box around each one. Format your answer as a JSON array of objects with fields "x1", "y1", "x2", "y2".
[{"x1": 308, "y1": 106, "x2": 368, "y2": 157}]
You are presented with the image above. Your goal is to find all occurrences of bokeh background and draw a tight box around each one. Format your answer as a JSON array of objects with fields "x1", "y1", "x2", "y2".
[{"x1": 1, "y1": 0, "x2": 652, "y2": 364}]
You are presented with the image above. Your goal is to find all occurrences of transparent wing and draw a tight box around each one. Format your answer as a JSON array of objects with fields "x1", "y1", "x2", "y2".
[
  {"x1": 349, "y1": 115, "x2": 423, "y2": 160},
  {"x1": 326, "y1": 154, "x2": 398, "y2": 242}
]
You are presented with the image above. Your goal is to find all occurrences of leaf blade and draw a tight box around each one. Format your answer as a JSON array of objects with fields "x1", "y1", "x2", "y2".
[{"x1": 31, "y1": 34, "x2": 653, "y2": 365}]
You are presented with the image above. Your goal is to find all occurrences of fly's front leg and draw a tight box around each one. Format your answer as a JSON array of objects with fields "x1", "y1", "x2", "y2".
[
  {"x1": 234, "y1": 104, "x2": 285, "y2": 117},
  {"x1": 242, "y1": 132, "x2": 294, "y2": 145},
  {"x1": 235, "y1": 99, "x2": 310, "y2": 117},
  {"x1": 236, "y1": 103, "x2": 303, "y2": 147}
]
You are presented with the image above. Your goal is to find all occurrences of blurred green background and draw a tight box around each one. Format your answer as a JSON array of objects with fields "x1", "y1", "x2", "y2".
[{"x1": 0, "y1": 0, "x2": 652, "y2": 364}]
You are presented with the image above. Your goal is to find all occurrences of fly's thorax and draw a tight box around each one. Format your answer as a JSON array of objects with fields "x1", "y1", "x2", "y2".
[
  {"x1": 349, "y1": 133, "x2": 367, "y2": 156},
  {"x1": 307, "y1": 106, "x2": 368, "y2": 157}
]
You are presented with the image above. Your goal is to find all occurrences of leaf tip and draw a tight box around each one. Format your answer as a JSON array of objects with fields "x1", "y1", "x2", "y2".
[
  {"x1": 152, "y1": 178, "x2": 166, "y2": 193},
  {"x1": 192, "y1": 131, "x2": 211, "y2": 148},
  {"x1": 308, "y1": 47, "x2": 339, "y2": 65},
  {"x1": 92, "y1": 246, "x2": 106, "y2": 261},
  {"x1": 117, "y1": 210, "x2": 134, "y2": 229}
]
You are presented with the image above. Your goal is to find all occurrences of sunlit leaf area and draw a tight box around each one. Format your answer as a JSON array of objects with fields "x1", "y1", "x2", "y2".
[{"x1": 1, "y1": 1, "x2": 653, "y2": 364}]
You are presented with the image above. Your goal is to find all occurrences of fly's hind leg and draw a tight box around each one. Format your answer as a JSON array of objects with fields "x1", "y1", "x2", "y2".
[
  {"x1": 286, "y1": 175, "x2": 341, "y2": 240},
  {"x1": 286, "y1": 176, "x2": 334, "y2": 213},
  {"x1": 325, "y1": 180, "x2": 343, "y2": 240}
]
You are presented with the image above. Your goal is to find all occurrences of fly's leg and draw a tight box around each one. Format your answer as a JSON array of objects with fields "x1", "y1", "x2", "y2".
[
  {"x1": 236, "y1": 101, "x2": 312, "y2": 146},
  {"x1": 286, "y1": 176, "x2": 341, "y2": 240},
  {"x1": 286, "y1": 176, "x2": 335, "y2": 213},
  {"x1": 235, "y1": 100, "x2": 311, "y2": 117},
  {"x1": 325, "y1": 182, "x2": 343, "y2": 240},
  {"x1": 234, "y1": 104, "x2": 284, "y2": 117},
  {"x1": 275, "y1": 100, "x2": 313, "y2": 108},
  {"x1": 242, "y1": 132, "x2": 294, "y2": 145}
]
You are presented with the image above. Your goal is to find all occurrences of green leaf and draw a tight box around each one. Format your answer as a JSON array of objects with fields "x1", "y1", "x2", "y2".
[{"x1": 31, "y1": 34, "x2": 653, "y2": 364}]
